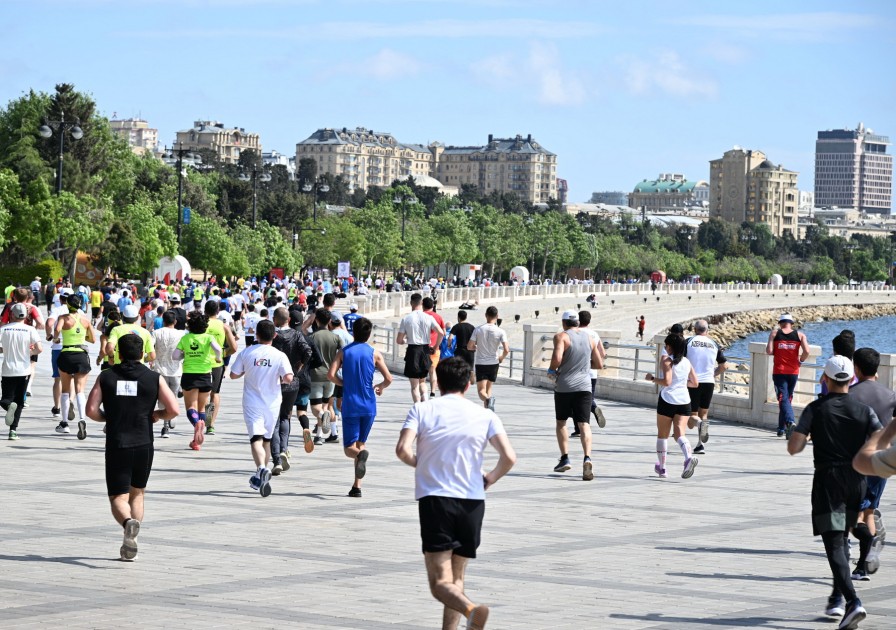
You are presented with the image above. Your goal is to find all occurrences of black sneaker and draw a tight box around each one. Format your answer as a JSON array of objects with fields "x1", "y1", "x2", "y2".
[
  {"x1": 355, "y1": 450, "x2": 369, "y2": 479},
  {"x1": 699, "y1": 419, "x2": 710, "y2": 443},
  {"x1": 51, "y1": 406, "x2": 61, "y2": 418},
  {"x1": 838, "y1": 599, "x2": 866, "y2": 630},
  {"x1": 487, "y1": 397, "x2": 496, "y2": 412},
  {"x1": 592, "y1": 407, "x2": 607, "y2": 429},
  {"x1": 850, "y1": 566, "x2": 870, "y2": 581},
  {"x1": 553, "y1": 456, "x2": 571, "y2": 473},
  {"x1": 325, "y1": 434, "x2": 340, "y2": 443},
  {"x1": 160, "y1": 425, "x2": 170, "y2": 438},
  {"x1": 55, "y1": 421, "x2": 70, "y2": 434},
  {"x1": 313, "y1": 436, "x2": 323, "y2": 445},
  {"x1": 570, "y1": 430, "x2": 581, "y2": 438},
  {"x1": 825, "y1": 594, "x2": 845, "y2": 617},
  {"x1": 348, "y1": 486, "x2": 362, "y2": 498},
  {"x1": 77, "y1": 420, "x2": 87, "y2": 440},
  {"x1": 693, "y1": 443, "x2": 705, "y2": 454}
]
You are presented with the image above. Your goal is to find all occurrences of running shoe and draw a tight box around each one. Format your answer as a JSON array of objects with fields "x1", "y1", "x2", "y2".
[
  {"x1": 51, "y1": 406, "x2": 61, "y2": 418},
  {"x1": 160, "y1": 425, "x2": 170, "y2": 438},
  {"x1": 325, "y1": 434, "x2": 340, "y2": 443},
  {"x1": 570, "y1": 430, "x2": 581, "y2": 438},
  {"x1": 68, "y1": 404, "x2": 76, "y2": 421},
  {"x1": 776, "y1": 429, "x2": 785, "y2": 437},
  {"x1": 850, "y1": 567, "x2": 870, "y2": 581},
  {"x1": 320, "y1": 410, "x2": 331, "y2": 434},
  {"x1": 249, "y1": 474, "x2": 260, "y2": 491},
  {"x1": 874, "y1": 509, "x2": 886, "y2": 543},
  {"x1": 825, "y1": 594, "x2": 845, "y2": 617},
  {"x1": 487, "y1": 397, "x2": 496, "y2": 412},
  {"x1": 553, "y1": 456, "x2": 571, "y2": 473},
  {"x1": 271, "y1": 462, "x2": 283, "y2": 476},
  {"x1": 355, "y1": 449, "x2": 369, "y2": 479},
  {"x1": 168, "y1": 418, "x2": 175, "y2": 430},
  {"x1": 699, "y1": 419, "x2": 710, "y2": 443},
  {"x1": 258, "y1": 468, "x2": 272, "y2": 497},
  {"x1": 120, "y1": 519, "x2": 140, "y2": 562},
  {"x1": 348, "y1": 486, "x2": 362, "y2": 498},
  {"x1": 189, "y1": 440, "x2": 200, "y2": 451},
  {"x1": 8, "y1": 430, "x2": 18, "y2": 440},
  {"x1": 281, "y1": 451, "x2": 291, "y2": 471},
  {"x1": 55, "y1": 421, "x2": 70, "y2": 434},
  {"x1": 784, "y1": 421, "x2": 795, "y2": 439},
  {"x1": 313, "y1": 435, "x2": 323, "y2": 445},
  {"x1": 4, "y1": 402, "x2": 17, "y2": 427},
  {"x1": 204, "y1": 401, "x2": 215, "y2": 420},
  {"x1": 654, "y1": 463, "x2": 668, "y2": 478},
  {"x1": 682, "y1": 457, "x2": 698, "y2": 479},
  {"x1": 593, "y1": 406, "x2": 607, "y2": 429},
  {"x1": 303, "y1": 428, "x2": 314, "y2": 453},
  {"x1": 430, "y1": 392, "x2": 436, "y2": 398},
  {"x1": 193, "y1": 418, "x2": 206, "y2": 446},
  {"x1": 77, "y1": 420, "x2": 87, "y2": 440},
  {"x1": 205, "y1": 426, "x2": 215, "y2": 435},
  {"x1": 468, "y1": 604, "x2": 489, "y2": 630},
  {"x1": 866, "y1": 536, "x2": 882, "y2": 574},
  {"x1": 583, "y1": 458, "x2": 594, "y2": 481},
  {"x1": 838, "y1": 599, "x2": 866, "y2": 630},
  {"x1": 693, "y1": 443, "x2": 706, "y2": 454}
]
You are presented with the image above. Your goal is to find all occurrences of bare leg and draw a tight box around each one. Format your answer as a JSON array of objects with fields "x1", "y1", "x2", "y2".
[
  {"x1": 52, "y1": 377, "x2": 61, "y2": 409},
  {"x1": 442, "y1": 554, "x2": 468, "y2": 629},
  {"x1": 109, "y1": 488, "x2": 145, "y2": 525},
  {"x1": 424, "y1": 551, "x2": 476, "y2": 629},
  {"x1": 250, "y1": 439, "x2": 271, "y2": 468},
  {"x1": 555, "y1": 420, "x2": 568, "y2": 455},
  {"x1": 344, "y1": 441, "x2": 365, "y2": 488},
  {"x1": 578, "y1": 422, "x2": 592, "y2": 457},
  {"x1": 476, "y1": 381, "x2": 489, "y2": 404}
]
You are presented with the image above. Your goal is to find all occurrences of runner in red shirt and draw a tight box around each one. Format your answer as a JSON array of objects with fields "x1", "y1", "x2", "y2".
[
  {"x1": 766, "y1": 313, "x2": 810, "y2": 437},
  {"x1": 423, "y1": 297, "x2": 444, "y2": 398}
]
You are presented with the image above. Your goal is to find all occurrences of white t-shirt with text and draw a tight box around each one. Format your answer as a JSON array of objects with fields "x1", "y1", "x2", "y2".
[{"x1": 470, "y1": 323, "x2": 508, "y2": 366}]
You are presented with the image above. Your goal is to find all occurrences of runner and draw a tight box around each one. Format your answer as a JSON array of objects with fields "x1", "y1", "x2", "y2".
[
  {"x1": 167, "y1": 294, "x2": 187, "y2": 330},
  {"x1": 308, "y1": 308, "x2": 342, "y2": 445},
  {"x1": 549, "y1": 310, "x2": 603, "y2": 481},
  {"x1": 1, "y1": 303, "x2": 42, "y2": 440},
  {"x1": 467, "y1": 306, "x2": 508, "y2": 411},
  {"x1": 788, "y1": 356, "x2": 879, "y2": 628},
  {"x1": 229, "y1": 320, "x2": 293, "y2": 497},
  {"x1": 422, "y1": 297, "x2": 444, "y2": 399},
  {"x1": 767, "y1": 313, "x2": 810, "y2": 437},
  {"x1": 270, "y1": 307, "x2": 312, "y2": 476},
  {"x1": 327, "y1": 316, "x2": 393, "y2": 497},
  {"x1": 645, "y1": 333, "x2": 699, "y2": 479},
  {"x1": 172, "y1": 311, "x2": 222, "y2": 451},
  {"x1": 244, "y1": 304, "x2": 260, "y2": 346},
  {"x1": 450, "y1": 310, "x2": 475, "y2": 383},
  {"x1": 204, "y1": 299, "x2": 238, "y2": 436},
  {"x1": 105, "y1": 304, "x2": 155, "y2": 367},
  {"x1": 684, "y1": 319, "x2": 727, "y2": 454},
  {"x1": 53, "y1": 293, "x2": 96, "y2": 439},
  {"x1": 395, "y1": 357, "x2": 516, "y2": 630},
  {"x1": 577, "y1": 310, "x2": 608, "y2": 434},
  {"x1": 45, "y1": 291, "x2": 73, "y2": 420},
  {"x1": 397, "y1": 293, "x2": 444, "y2": 403},
  {"x1": 151, "y1": 310, "x2": 185, "y2": 438},
  {"x1": 636, "y1": 315, "x2": 645, "y2": 341},
  {"x1": 326, "y1": 314, "x2": 353, "y2": 444},
  {"x1": 343, "y1": 303, "x2": 361, "y2": 334},
  {"x1": 85, "y1": 333, "x2": 180, "y2": 561}
]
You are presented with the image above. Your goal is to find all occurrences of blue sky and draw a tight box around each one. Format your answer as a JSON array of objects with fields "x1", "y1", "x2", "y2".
[{"x1": 2, "y1": 0, "x2": 894, "y2": 204}]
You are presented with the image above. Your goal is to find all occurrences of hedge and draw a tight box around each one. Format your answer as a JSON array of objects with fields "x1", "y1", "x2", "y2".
[{"x1": 0, "y1": 260, "x2": 66, "y2": 287}]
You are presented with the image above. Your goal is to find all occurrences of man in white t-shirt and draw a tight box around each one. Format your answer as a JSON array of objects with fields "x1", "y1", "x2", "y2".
[
  {"x1": 683, "y1": 319, "x2": 727, "y2": 454},
  {"x1": 244, "y1": 304, "x2": 261, "y2": 346},
  {"x1": 1, "y1": 304, "x2": 43, "y2": 439},
  {"x1": 397, "y1": 293, "x2": 443, "y2": 403},
  {"x1": 151, "y1": 309, "x2": 185, "y2": 438},
  {"x1": 396, "y1": 357, "x2": 516, "y2": 630},
  {"x1": 230, "y1": 320, "x2": 292, "y2": 497},
  {"x1": 467, "y1": 306, "x2": 509, "y2": 411}
]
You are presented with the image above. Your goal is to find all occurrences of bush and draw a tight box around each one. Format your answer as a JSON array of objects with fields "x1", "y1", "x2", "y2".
[{"x1": 0, "y1": 259, "x2": 65, "y2": 287}]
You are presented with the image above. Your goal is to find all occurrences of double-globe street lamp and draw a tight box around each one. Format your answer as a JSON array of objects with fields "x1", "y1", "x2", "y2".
[
  {"x1": 239, "y1": 165, "x2": 272, "y2": 229},
  {"x1": 162, "y1": 143, "x2": 202, "y2": 246},
  {"x1": 38, "y1": 112, "x2": 83, "y2": 195},
  {"x1": 393, "y1": 191, "x2": 417, "y2": 281},
  {"x1": 301, "y1": 177, "x2": 330, "y2": 223}
]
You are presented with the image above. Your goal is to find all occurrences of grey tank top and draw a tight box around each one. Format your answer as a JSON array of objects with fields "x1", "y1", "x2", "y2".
[{"x1": 556, "y1": 329, "x2": 592, "y2": 393}]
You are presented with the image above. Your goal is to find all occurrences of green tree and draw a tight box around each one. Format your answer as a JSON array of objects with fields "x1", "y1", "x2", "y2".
[{"x1": 350, "y1": 199, "x2": 402, "y2": 275}]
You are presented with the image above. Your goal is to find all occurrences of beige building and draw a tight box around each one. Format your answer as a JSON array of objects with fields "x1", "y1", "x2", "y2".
[
  {"x1": 629, "y1": 173, "x2": 709, "y2": 212},
  {"x1": 174, "y1": 120, "x2": 261, "y2": 165},
  {"x1": 295, "y1": 128, "x2": 558, "y2": 204},
  {"x1": 110, "y1": 118, "x2": 158, "y2": 155},
  {"x1": 709, "y1": 148, "x2": 799, "y2": 237}
]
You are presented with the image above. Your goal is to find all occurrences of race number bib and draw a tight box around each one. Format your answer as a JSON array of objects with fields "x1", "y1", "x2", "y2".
[{"x1": 117, "y1": 381, "x2": 138, "y2": 396}]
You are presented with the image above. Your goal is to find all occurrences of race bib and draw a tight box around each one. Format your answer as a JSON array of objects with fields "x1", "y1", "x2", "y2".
[{"x1": 117, "y1": 381, "x2": 138, "y2": 396}]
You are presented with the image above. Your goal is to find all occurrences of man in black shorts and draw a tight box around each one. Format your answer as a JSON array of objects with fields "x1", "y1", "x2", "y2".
[
  {"x1": 397, "y1": 293, "x2": 443, "y2": 402},
  {"x1": 85, "y1": 334, "x2": 180, "y2": 561},
  {"x1": 788, "y1": 356, "x2": 880, "y2": 628},
  {"x1": 684, "y1": 320, "x2": 726, "y2": 454},
  {"x1": 450, "y1": 310, "x2": 475, "y2": 382},
  {"x1": 396, "y1": 358, "x2": 516, "y2": 629},
  {"x1": 467, "y1": 306, "x2": 508, "y2": 411}
]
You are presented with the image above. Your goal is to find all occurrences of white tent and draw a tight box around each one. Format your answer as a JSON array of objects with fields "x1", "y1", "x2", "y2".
[
  {"x1": 154, "y1": 256, "x2": 192, "y2": 283},
  {"x1": 510, "y1": 265, "x2": 530, "y2": 283}
]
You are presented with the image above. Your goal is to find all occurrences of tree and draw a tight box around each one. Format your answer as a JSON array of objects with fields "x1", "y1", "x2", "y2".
[
  {"x1": 181, "y1": 213, "x2": 248, "y2": 278},
  {"x1": 349, "y1": 199, "x2": 402, "y2": 275},
  {"x1": 428, "y1": 211, "x2": 478, "y2": 277},
  {"x1": 231, "y1": 221, "x2": 300, "y2": 276},
  {"x1": 296, "y1": 215, "x2": 365, "y2": 271}
]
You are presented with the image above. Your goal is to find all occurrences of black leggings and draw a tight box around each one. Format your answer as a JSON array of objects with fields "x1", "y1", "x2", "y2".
[
  {"x1": 272, "y1": 389, "x2": 299, "y2": 463},
  {"x1": 822, "y1": 530, "x2": 856, "y2": 603}
]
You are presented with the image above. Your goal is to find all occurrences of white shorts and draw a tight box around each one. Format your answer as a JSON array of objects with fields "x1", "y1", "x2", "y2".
[
  {"x1": 309, "y1": 381, "x2": 335, "y2": 401},
  {"x1": 243, "y1": 400, "x2": 281, "y2": 439}
]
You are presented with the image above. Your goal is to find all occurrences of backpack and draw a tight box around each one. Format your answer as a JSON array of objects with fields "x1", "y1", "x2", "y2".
[{"x1": 440, "y1": 329, "x2": 456, "y2": 359}]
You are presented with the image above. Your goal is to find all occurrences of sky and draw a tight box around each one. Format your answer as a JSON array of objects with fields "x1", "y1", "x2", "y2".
[{"x1": 2, "y1": 0, "x2": 895, "y2": 204}]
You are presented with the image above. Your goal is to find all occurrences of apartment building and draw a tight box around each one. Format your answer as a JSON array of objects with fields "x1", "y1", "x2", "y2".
[
  {"x1": 815, "y1": 123, "x2": 892, "y2": 214},
  {"x1": 174, "y1": 120, "x2": 261, "y2": 165},
  {"x1": 110, "y1": 117, "x2": 158, "y2": 155},
  {"x1": 628, "y1": 173, "x2": 709, "y2": 211}
]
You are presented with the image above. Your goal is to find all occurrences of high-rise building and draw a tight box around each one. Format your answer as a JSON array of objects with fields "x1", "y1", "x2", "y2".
[
  {"x1": 628, "y1": 173, "x2": 709, "y2": 211},
  {"x1": 174, "y1": 120, "x2": 261, "y2": 165},
  {"x1": 588, "y1": 191, "x2": 628, "y2": 205},
  {"x1": 110, "y1": 117, "x2": 158, "y2": 155},
  {"x1": 709, "y1": 147, "x2": 799, "y2": 237},
  {"x1": 814, "y1": 123, "x2": 892, "y2": 214}
]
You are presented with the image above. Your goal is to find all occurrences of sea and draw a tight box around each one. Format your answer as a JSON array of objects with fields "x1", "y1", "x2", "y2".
[{"x1": 724, "y1": 315, "x2": 896, "y2": 362}]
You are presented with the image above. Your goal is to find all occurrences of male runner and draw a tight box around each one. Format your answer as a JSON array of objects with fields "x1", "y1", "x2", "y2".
[
  {"x1": 308, "y1": 308, "x2": 342, "y2": 444},
  {"x1": 768, "y1": 313, "x2": 810, "y2": 437},
  {"x1": 204, "y1": 299, "x2": 238, "y2": 435},
  {"x1": 229, "y1": 320, "x2": 292, "y2": 497},
  {"x1": 151, "y1": 310, "x2": 184, "y2": 438},
  {"x1": 684, "y1": 319, "x2": 727, "y2": 454},
  {"x1": 450, "y1": 310, "x2": 475, "y2": 381},
  {"x1": 343, "y1": 304, "x2": 361, "y2": 334},
  {"x1": 105, "y1": 305, "x2": 155, "y2": 366},
  {"x1": 271, "y1": 307, "x2": 312, "y2": 475},
  {"x1": 1, "y1": 304, "x2": 42, "y2": 440},
  {"x1": 575, "y1": 310, "x2": 608, "y2": 435},
  {"x1": 85, "y1": 334, "x2": 180, "y2": 561},
  {"x1": 467, "y1": 306, "x2": 508, "y2": 411},
  {"x1": 396, "y1": 357, "x2": 516, "y2": 630},
  {"x1": 327, "y1": 317, "x2": 392, "y2": 497},
  {"x1": 244, "y1": 304, "x2": 260, "y2": 346},
  {"x1": 397, "y1": 293, "x2": 444, "y2": 402}
]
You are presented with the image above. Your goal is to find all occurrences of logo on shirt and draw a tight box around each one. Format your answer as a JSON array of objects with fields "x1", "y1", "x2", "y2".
[
  {"x1": 190, "y1": 340, "x2": 200, "y2": 351},
  {"x1": 254, "y1": 357, "x2": 273, "y2": 367},
  {"x1": 117, "y1": 381, "x2": 138, "y2": 396}
]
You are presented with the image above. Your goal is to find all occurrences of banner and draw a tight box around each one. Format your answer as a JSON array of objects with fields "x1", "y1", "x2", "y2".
[{"x1": 337, "y1": 261, "x2": 351, "y2": 278}]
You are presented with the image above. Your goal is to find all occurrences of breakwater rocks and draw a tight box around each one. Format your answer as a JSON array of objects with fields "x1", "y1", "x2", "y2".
[{"x1": 698, "y1": 304, "x2": 896, "y2": 349}]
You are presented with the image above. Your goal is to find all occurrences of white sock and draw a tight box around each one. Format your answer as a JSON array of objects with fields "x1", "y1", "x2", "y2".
[
  {"x1": 61, "y1": 394, "x2": 70, "y2": 422},
  {"x1": 656, "y1": 438, "x2": 667, "y2": 469},
  {"x1": 76, "y1": 393, "x2": 87, "y2": 419},
  {"x1": 331, "y1": 419, "x2": 339, "y2": 436},
  {"x1": 677, "y1": 436, "x2": 692, "y2": 460}
]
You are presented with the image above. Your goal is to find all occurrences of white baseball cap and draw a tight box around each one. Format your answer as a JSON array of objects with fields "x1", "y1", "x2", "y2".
[
  {"x1": 778, "y1": 313, "x2": 794, "y2": 323},
  {"x1": 824, "y1": 356, "x2": 854, "y2": 383},
  {"x1": 122, "y1": 304, "x2": 140, "y2": 319},
  {"x1": 561, "y1": 309, "x2": 578, "y2": 322}
]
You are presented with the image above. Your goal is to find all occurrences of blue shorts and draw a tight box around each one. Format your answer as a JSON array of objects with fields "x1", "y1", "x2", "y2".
[
  {"x1": 295, "y1": 393, "x2": 310, "y2": 411},
  {"x1": 342, "y1": 415, "x2": 375, "y2": 447},
  {"x1": 860, "y1": 476, "x2": 887, "y2": 511},
  {"x1": 51, "y1": 349, "x2": 62, "y2": 378}
]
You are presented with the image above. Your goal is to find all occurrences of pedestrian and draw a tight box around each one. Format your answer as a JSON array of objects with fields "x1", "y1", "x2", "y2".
[
  {"x1": 1, "y1": 303, "x2": 42, "y2": 440},
  {"x1": 308, "y1": 308, "x2": 342, "y2": 444},
  {"x1": 636, "y1": 315, "x2": 645, "y2": 341},
  {"x1": 450, "y1": 310, "x2": 475, "y2": 382},
  {"x1": 327, "y1": 316, "x2": 393, "y2": 497},
  {"x1": 229, "y1": 320, "x2": 293, "y2": 497},
  {"x1": 549, "y1": 310, "x2": 603, "y2": 481},
  {"x1": 684, "y1": 319, "x2": 727, "y2": 454},
  {"x1": 397, "y1": 293, "x2": 444, "y2": 402},
  {"x1": 173, "y1": 311, "x2": 222, "y2": 451},
  {"x1": 270, "y1": 307, "x2": 312, "y2": 476},
  {"x1": 767, "y1": 313, "x2": 810, "y2": 437},
  {"x1": 422, "y1": 297, "x2": 444, "y2": 399},
  {"x1": 151, "y1": 310, "x2": 185, "y2": 438},
  {"x1": 788, "y1": 356, "x2": 880, "y2": 628},
  {"x1": 645, "y1": 333, "x2": 699, "y2": 479},
  {"x1": 85, "y1": 333, "x2": 180, "y2": 561},
  {"x1": 53, "y1": 293, "x2": 96, "y2": 439},
  {"x1": 395, "y1": 357, "x2": 516, "y2": 630},
  {"x1": 467, "y1": 306, "x2": 509, "y2": 411}
]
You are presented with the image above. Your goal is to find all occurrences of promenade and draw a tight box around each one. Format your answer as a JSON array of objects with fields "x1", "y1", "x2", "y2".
[{"x1": 1, "y1": 348, "x2": 894, "y2": 628}]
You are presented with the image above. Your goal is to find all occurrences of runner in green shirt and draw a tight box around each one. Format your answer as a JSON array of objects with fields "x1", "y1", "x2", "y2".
[{"x1": 172, "y1": 311, "x2": 222, "y2": 451}]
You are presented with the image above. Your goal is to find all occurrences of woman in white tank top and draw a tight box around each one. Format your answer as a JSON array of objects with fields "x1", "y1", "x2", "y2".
[{"x1": 645, "y1": 333, "x2": 699, "y2": 480}]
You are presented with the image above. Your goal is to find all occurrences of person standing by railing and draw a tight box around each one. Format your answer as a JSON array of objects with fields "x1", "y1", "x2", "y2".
[{"x1": 766, "y1": 313, "x2": 810, "y2": 438}]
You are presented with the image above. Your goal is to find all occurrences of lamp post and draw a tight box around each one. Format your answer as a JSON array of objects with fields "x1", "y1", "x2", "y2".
[
  {"x1": 163, "y1": 143, "x2": 201, "y2": 246},
  {"x1": 38, "y1": 112, "x2": 83, "y2": 195},
  {"x1": 239, "y1": 165, "x2": 272, "y2": 229},
  {"x1": 301, "y1": 177, "x2": 330, "y2": 223},
  {"x1": 393, "y1": 191, "x2": 417, "y2": 245}
]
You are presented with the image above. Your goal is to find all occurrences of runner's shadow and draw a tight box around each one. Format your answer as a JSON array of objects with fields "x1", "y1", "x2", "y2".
[
  {"x1": 0, "y1": 553, "x2": 115, "y2": 569},
  {"x1": 667, "y1": 571, "x2": 829, "y2": 586},
  {"x1": 657, "y1": 545, "x2": 821, "y2": 558},
  {"x1": 609, "y1": 613, "x2": 791, "y2": 628}
]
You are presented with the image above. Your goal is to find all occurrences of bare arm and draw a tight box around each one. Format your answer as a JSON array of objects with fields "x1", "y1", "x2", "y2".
[
  {"x1": 223, "y1": 325, "x2": 238, "y2": 355},
  {"x1": 483, "y1": 432, "x2": 516, "y2": 490},
  {"x1": 85, "y1": 380, "x2": 104, "y2": 422},
  {"x1": 172, "y1": 348, "x2": 185, "y2": 361},
  {"x1": 210, "y1": 339, "x2": 222, "y2": 363},
  {"x1": 590, "y1": 337, "x2": 603, "y2": 370},
  {"x1": 396, "y1": 331, "x2": 407, "y2": 345},
  {"x1": 853, "y1": 422, "x2": 896, "y2": 475},
  {"x1": 395, "y1": 427, "x2": 417, "y2": 467},
  {"x1": 373, "y1": 349, "x2": 393, "y2": 395},
  {"x1": 766, "y1": 325, "x2": 778, "y2": 356},
  {"x1": 650, "y1": 357, "x2": 674, "y2": 386},
  {"x1": 154, "y1": 376, "x2": 180, "y2": 422},
  {"x1": 549, "y1": 332, "x2": 567, "y2": 371},
  {"x1": 499, "y1": 341, "x2": 510, "y2": 363},
  {"x1": 82, "y1": 315, "x2": 95, "y2": 344},
  {"x1": 327, "y1": 349, "x2": 344, "y2": 386},
  {"x1": 799, "y1": 332, "x2": 810, "y2": 362},
  {"x1": 787, "y1": 431, "x2": 808, "y2": 455},
  {"x1": 687, "y1": 365, "x2": 698, "y2": 388}
]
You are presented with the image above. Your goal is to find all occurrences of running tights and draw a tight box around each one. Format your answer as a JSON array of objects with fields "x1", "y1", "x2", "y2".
[{"x1": 822, "y1": 530, "x2": 856, "y2": 603}]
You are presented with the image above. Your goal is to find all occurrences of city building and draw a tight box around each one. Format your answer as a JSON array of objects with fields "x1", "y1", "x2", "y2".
[
  {"x1": 588, "y1": 191, "x2": 628, "y2": 205},
  {"x1": 174, "y1": 120, "x2": 261, "y2": 165},
  {"x1": 262, "y1": 149, "x2": 295, "y2": 178},
  {"x1": 628, "y1": 173, "x2": 709, "y2": 212},
  {"x1": 556, "y1": 178, "x2": 568, "y2": 205},
  {"x1": 110, "y1": 117, "x2": 158, "y2": 155},
  {"x1": 814, "y1": 123, "x2": 892, "y2": 214},
  {"x1": 709, "y1": 147, "x2": 799, "y2": 238}
]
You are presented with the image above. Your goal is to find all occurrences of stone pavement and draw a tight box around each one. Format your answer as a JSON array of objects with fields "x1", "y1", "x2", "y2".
[{"x1": 1, "y1": 347, "x2": 894, "y2": 629}]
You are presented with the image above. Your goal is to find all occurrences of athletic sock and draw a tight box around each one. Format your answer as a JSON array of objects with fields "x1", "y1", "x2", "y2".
[
  {"x1": 331, "y1": 419, "x2": 339, "y2": 436},
  {"x1": 76, "y1": 393, "x2": 87, "y2": 419},
  {"x1": 198, "y1": 412, "x2": 206, "y2": 423},
  {"x1": 60, "y1": 393, "x2": 70, "y2": 421},
  {"x1": 854, "y1": 523, "x2": 873, "y2": 567},
  {"x1": 677, "y1": 436, "x2": 692, "y2": 460},
  {"x1": 187, "y1": 408, "x2": 199, "y2": 426},
  {"x1": 298, "y1": 414, "x2": 309, "y2": 430},
  {"x1": 656, "y1": 438, "x2": 667, "y2": 469}
]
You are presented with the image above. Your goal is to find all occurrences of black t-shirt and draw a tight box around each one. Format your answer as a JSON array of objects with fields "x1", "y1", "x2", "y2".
[
  {"x1": 100, "y1": 362, "x2": 160, "y2": 449},
  {"x1": 451, "y1": 322, "x2": 475, "y2": 352},
  {"x1": 169, "y1": 306, "x2": 187, "y2": 331},
  {"x1": 101, "y1": 300, "x2": 117, "y2": 316},
  {"x1": 795, "y1": 392, "x2": 882, "y2": 469},
  {"x1": 272, "y1": 327, "x2": 313, "y2": 392}
]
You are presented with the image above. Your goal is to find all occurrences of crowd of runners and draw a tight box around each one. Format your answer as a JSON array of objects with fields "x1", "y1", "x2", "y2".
[{"x1": 3, "y1": 274, "x2": 896, "y2": 630}]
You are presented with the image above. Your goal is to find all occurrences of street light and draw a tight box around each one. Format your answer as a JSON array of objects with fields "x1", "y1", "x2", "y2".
[
  {"x1": 393, "y1": 191, "x2": 417, "y2": 244},
  {"x1": 38, "y1": 111, "x2": 83, "y2": 195},
  {"x1": 163, "y1": 143, "x2": 202, "y2": 246},
  {"x1": 301, "y1": 177, "x2": 330, "y2": 223},
  {"x1": 239, "y1": 165, "x2": 272, "y2": 229}
]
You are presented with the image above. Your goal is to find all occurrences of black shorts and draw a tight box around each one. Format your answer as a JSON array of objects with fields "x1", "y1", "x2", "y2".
[
  {"x1": 554, "y1": 391, "x2": 591, "y2": 424},
  {"x1": 419, "y1": 496, "x2": 485, "y2": 558},
  {"x1": 689, "y1": 382, "x2": 715, "y2": 411},
  {"x1": 456, "y1": 349, "x2": 474, "y2": 369},
  {"x1": 91, "y1": 307, "x2": 100, "y2": 319},
  {"x1": 656, "y1": 395, "x2": 692, "y2": 419},
  {"x1": 404, "y1": 345, "x2": 432, "y2": 379},
  {"x1": 245, "y1": 336, "x2": 256, "y2": 347},
  {"x1": 105, "y1": 445, "x2": 154, "y2": 496},
  {"x1": 57, "y1": 350, "x2": 91, "y2": 375},
  {"x1": 181, "y1": 372, "x2": 213, "y2": 393},
  {"x1": 211, "y1": 366, "x2": 225, "y2": 394},
  {"x1": 812, "y1": 467, "x2": 866, "y2": 535},
  {"x1": 475, "y1": 364, "x2": 499, "y2": 383},
  {"x1": 333, "y1": 385, "x2": 343, "y2": 399},
  {"x1": 30, "y1": 354, "x2": 38, "y2": 363}
]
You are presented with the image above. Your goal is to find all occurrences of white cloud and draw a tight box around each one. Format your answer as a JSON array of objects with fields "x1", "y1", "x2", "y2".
[
  {"x1": 701, "y1": 41, "x2": 750, "y2": 65},
  {"x1": 676, "y1": 12, "x2": 880, "y2": 41},
  {"x1": 332, "y1": 48, "x2": 424, "y2": 80},
  {"x1": 619, "y1": 50, "x2": 717, "y2": 99}
]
